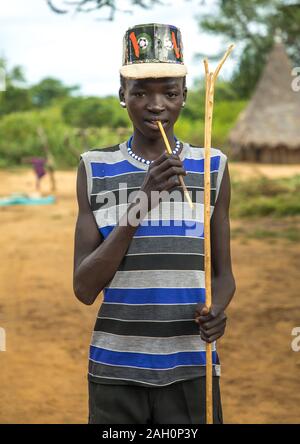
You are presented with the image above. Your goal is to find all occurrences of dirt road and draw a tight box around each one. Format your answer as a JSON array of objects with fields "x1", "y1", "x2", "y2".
[{"x1": 0, "y1": 164, "x2": 299, "y2": 423}]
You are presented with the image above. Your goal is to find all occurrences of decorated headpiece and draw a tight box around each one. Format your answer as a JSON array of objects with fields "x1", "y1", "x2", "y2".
[{"x1": 120, "y1": 23, "x2": 188, "y2": 79}]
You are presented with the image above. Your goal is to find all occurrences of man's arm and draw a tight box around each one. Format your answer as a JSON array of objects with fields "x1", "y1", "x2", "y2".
[
  {"x1": 73, "y1": 159, "x2": 141, "y2": 305},
  {"x1": 73, "y1": 152, "x2": 188, "y2": 305},
  {"x1": 195, "y1": 161, "x2": 236, "y2": 342}
]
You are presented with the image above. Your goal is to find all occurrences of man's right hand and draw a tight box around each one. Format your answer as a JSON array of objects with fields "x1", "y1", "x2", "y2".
[{"x1": 139, "y1": 152, "x2": 187, "y2": 211}]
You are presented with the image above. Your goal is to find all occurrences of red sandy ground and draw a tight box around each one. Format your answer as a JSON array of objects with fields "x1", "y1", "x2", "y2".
[{"x1": 0, "y1": 163, "x2": 300, "y2": 423}]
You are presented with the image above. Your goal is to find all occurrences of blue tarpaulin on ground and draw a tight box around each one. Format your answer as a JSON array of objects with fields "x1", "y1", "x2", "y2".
[{"x1": 0, "y1": 194, "x2": 55, "y2": 206}]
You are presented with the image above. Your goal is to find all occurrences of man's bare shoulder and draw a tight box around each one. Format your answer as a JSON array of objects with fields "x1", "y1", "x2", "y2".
[{"x1": 76, "y1": 158, "x2": 90, "y2": 212}]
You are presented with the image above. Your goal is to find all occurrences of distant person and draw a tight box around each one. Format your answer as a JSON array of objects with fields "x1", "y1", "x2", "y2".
[
  {"x1": 21, "y1": 156, "x2": 47, "y2": 195},
  {"x1": 44, "y1": 147, "x2": 56, "y2": 193},
  {"x1": 37, "y1": 126, "x2": 57, "y2": 193}
]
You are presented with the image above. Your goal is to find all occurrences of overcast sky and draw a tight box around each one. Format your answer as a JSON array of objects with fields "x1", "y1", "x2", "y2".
[{"x1": 0, "y1": 0, "x2": 236, "y2": 96}]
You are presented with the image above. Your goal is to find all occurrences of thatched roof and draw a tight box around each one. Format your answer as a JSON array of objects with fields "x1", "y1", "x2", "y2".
[{"x1": 228, "y1": 42, "x2": 300, "y2": 150}]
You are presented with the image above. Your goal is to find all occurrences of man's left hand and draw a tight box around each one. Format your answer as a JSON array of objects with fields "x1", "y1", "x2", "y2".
[{"x1": 194, "y1": 304, "x2": 227, "y2": 343}]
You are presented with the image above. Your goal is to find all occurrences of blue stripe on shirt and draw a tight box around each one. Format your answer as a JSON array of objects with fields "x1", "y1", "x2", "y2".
[
  {"x1": 91, "y1": 156, "x2": 220, "y2": 178},
  {"x1": 100, "y1": 220, "x2": 204, "y2": 239},
  {"x1": 90, "y1": 346, "x2": 217, "y2": 369},
  {"x1": 103, "y1": 288, "x2": 206, "y2": 304},
  {"x1": 91, "y1": 161, "x2": 143, "y2": 177},
  {"x1": 183, "y1": 156, "x2": 220, "y2": 173}
]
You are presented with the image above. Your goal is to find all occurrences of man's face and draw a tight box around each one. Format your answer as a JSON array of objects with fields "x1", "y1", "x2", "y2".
[{"x1": 119, "y1": 77, "x2": 187, "y2": 138}]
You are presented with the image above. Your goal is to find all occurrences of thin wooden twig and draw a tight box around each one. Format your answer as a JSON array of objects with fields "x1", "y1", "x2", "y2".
[
  {"x1": 157, "y1": 121, "x2": 194, "y2": 209},
  {"x1": 212, "y1": 44, "x2": 235, "y2": 82}
]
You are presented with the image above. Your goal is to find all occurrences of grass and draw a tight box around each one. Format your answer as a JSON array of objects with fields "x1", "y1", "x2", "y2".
[
  {"x1": 231, "y1": 174, "x2": 300, "y2": 218},
  {"x1": 230, "y1": 174, "x2": 300, "y2": 242},
  {"x1": 231, "y1": 226, "x2": 300, "y2": 242}
]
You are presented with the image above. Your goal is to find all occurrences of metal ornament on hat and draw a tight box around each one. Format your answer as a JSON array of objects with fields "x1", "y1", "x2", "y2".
[{"x1": 127, "y1": 26, "x2": 183, "y2": 63}]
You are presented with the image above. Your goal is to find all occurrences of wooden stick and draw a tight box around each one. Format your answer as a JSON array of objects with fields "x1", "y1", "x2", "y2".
[
  {"x1": 203, "y1": 44, "x2": 234, "y2": 425},
  {"x1": 157, "y1": 121, "x2": 194, "y2": 209},
  {"x1": 212, "y1": 44, "x2": 235, "y2": 82},
  {"x1": 204, "y1": 70, "x2": 213, "y2": 425}
]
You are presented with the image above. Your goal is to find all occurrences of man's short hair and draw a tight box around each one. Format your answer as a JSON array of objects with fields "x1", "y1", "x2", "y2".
[{"x1": 120, "y1": 74, "x2": 186, "y2": 89}]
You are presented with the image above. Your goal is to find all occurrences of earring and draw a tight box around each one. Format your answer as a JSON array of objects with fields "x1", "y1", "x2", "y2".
[
  {"x1": 182, "y1": 102, "x2": 185, "y2": 108},
  {"x1": 120, "y1": 101, "x2": 126, "y2": 108}
]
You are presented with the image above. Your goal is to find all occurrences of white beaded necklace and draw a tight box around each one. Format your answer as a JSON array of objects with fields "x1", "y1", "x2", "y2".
[{"x1": 127, "y1": 135, "x2": 181, "y2": 165}]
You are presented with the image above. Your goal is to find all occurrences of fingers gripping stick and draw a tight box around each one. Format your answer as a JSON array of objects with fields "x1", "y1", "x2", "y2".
[{"x1": 156, "y1": 121, "x2": 194, "y2": 209}]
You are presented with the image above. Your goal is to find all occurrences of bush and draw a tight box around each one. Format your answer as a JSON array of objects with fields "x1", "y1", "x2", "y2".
[
  {"x1": 176, "y1": 100, "x2": 247, "y2": 148},
  {"x1": 0, "y1": 107, "x2": 132, "y2": 168},
  {"x1": 231, "y1": 175, "x2": 300, "y2": 218},
  {"x1": 0, "y1": 107, "x2": 68, "y2": 166},
  {"x1": 0, "y1": 82, "x2": 247, "y2": 167},
  {"x1": 62, "y1": 96, "x2": 130, "y2": 129}
]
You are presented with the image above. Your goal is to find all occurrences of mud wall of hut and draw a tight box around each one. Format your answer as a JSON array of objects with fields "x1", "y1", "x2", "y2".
[{"x1": 232, "y1": 144, "x2": 300, "y2": 164}]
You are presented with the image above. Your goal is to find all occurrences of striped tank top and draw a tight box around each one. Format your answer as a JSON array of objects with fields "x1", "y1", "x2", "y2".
[{"x1": 80, "y1": 141, "x2": 227, "y2": 387}]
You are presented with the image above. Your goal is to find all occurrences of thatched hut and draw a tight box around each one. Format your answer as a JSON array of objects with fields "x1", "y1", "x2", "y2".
[{"x1": 228, "y1": 42, "x2": 300, "y2": 163}]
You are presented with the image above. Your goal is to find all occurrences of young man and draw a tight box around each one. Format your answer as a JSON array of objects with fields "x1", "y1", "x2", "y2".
[{"x1": 73, "y1": 23, "x2": 236, "y2": 424}]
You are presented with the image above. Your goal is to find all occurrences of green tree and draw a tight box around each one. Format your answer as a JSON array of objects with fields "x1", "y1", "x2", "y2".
[
  {"x1": 183, "y1": 79, "x2": 238, "y2": 122},
  {"x1": 30, "y1": 77, "x2": 79, "y2": 108},
  {"x1": 0, "y1": 57, "x2": 32, "y2": 116},
  {"x1": 198, "y1": 0, "x2": 300, "y2": 98},
  {"x1": 0, "y1": 60, "x2": 80, "y2": 115},
  {"x1": 62, "y1": 95, "x2": 130, "y2": 128},
  {"x1": 47, "y1": 0, "x2": 163, "y2": 19},
  {"x1": 0, "y1": 57, "x2": 27, "y2": 86}
]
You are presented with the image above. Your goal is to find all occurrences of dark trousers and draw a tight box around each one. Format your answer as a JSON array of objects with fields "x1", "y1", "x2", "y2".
[{"x1": 88, "y1": 376, "x2": 223, "y2": 424}]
